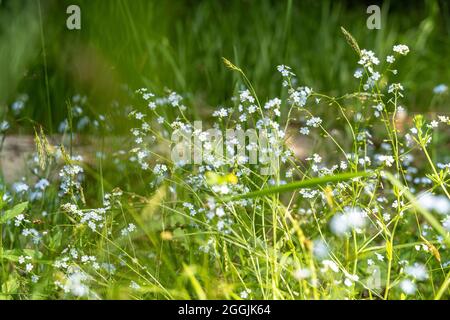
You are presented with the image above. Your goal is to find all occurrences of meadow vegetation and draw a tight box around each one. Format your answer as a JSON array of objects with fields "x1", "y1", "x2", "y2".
[{"x1": 0, "y1": 0, "x2": 449, "y2": 300}]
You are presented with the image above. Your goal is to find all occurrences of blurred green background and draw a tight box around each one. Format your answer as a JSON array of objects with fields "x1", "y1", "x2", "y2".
[{"x1": 0, "y1": 0, "x2": 449, "y2": 133}]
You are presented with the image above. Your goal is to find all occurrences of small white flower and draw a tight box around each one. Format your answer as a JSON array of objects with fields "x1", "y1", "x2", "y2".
[
  {"x1": 405, "y1": 263, "x2": 428, "y2": 281},
  {"x1": 388, "y1": 83, "x2": 404, "y2": 94},
  {"x1": 344, "y1": 274, "x2": 359, "y2": 287},
  {"x1": 322, "y1": 260, "x2": 339, "y2": 273},
  {"x1": 393, "y1": 44, "x2": 410, "y2": 55},
  {"x1": 13, "y1": 182, "x2": 29, "y2": 193},
  {"x1": 330, "y1": 207, "x2": 367, "y2": 236},
  {"x1": 240, "y1": 90, "x2": 255, "y2": 103},
  {"x1": 212, "y1": 107, "x2": 229, "y2": 118},
  {"x1": 354, "y1": 69, "x2": 363, "y2": 79},
  {"x1": 248, "y1": 105, "x2": 257, "y2": 114},
  {"x1": 239, "y1": 289, "x2": 252, "y2": 299},
  {"x1": 307, "y1": 153, "x2": 322, "y2": 163},
  {"x1": 216, "y1": 220, "x2": 225, "y2": 231},
  {"x1": 400, "y1": 279, "x2": 416, "y2": 295},
  {"x1": 130, "y1": 281, "x2": 141, "y2": 290},
  {"x1": 371, "y1": 71, "x2": 381, "y2": 81},
  {"x1": 215, "y1": 207, "x2": 225, "y2": 217},
  {"x1": 135, "y1": 112, "x2": 145, "y2": 120},
  {"x1": 433, "y1": 84, "x2": 448, "y2": 94},
  {"x1": 15, "y1": 214, "x2": 25, "y2": 226},
  {"x1": 386, "y1": 55, "x2": 395, "y2": 63},
  {"x1": 358, "y1": 49, "x2": 380, "y2": 67},
  {"x1": 294, "y1": 268, "x2": 311, "y2": 280},
  {"x1": 378, "y1": 155, "x2": 395, "y2": 167},
  {"x1": 277, "y1": 65, "x2": 295, "y2": 78},
  {"x1": 375, "y1": 253, "x2": 384, "y2": 262},
  {"x1": 299, "y1": 127, "x2": 310, "y2": 135},
  {"x1": 344, "y1": 278, "x2": 353, "y2": 287},
  {"x1": 35, "y1": 179, "x2": 50, "y2": 191},
  {"x1": 417, "y1": 192, "x2": 450, "y2": 215},
  {"x1": 306, "y1": 117, "x2": 322, "y2": 128},
  {"x1": 289, "y1": 87, "x2": 311, "y2": 107},
  {"x1": 142, "y1": 93, "x2": 154, "y2": 101},
  {"x1": 25, "y1": 263, "x2": 34, "y2": 273},
  {"x1": 438, "y1": 115, "x2": 449, "y2": 123},
  {"x1": 0, "y1": 120, "x2": 10, "y2": 132},
  {"x1": 153, "y1": 164, "x2": 168, "y2": 175},
  {"x1": 429, "y1": 120, "x2": 439, "y2": 128}
]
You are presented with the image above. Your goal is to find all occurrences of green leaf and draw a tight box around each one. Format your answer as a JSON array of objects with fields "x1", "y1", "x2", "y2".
[
  {"x1": 0, "y1": 248, "x2": 38, "y2": 262},
  {"x1": 0, "y1": 273, "x2": 19, "y2": 300},
  {"x1": 222, "y1": 171, "x2": 372, "y2": 201},
  {"x1": 0, "y1": 202, "x2": 28, "y2": 224}
]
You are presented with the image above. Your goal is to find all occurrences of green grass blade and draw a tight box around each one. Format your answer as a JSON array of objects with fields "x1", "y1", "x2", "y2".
[{"x1": 222, "y1": 171, "x2": 372, "y2": 201}]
